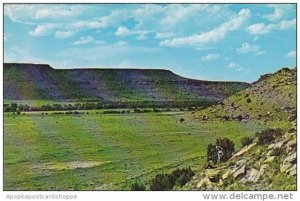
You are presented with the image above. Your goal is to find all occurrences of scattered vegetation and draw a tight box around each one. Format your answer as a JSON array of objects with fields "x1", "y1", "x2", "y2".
[
  {"x1": 256, "y1": 128, "x2": 284, "y2": 145},
  {"x1": 240, "y1": 136, "x2": 254, "y2": 147},
  {"x1": 149, "y1": 167, "x2": 195, "y2": 190},
  {"x1": 130, "y1": 181, "x2": 146, "y2": 191}
]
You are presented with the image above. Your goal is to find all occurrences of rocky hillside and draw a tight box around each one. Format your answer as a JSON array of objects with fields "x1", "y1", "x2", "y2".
[
  {"x1": 183, "y1": 120, "x2": 296, "y2": 190},
  {"x1": 183, "y1": 67, "x2": 297, "y2": 190},
  {"x1": 4, "y1": 63, "x2": 249, "y2": 106},
  {"x1": 196, "y1": 67, "x2": 296, "y2": 122}
]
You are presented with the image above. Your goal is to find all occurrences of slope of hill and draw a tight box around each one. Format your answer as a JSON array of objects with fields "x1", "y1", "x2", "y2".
[
  {"x1": 196, "y1": 67, "x2": 296, "y2": 122},
  {"x1": 183, "y1": 120, "x2": 296, "y2": 190},
  {"x1": 183, "y1": 67, "x2": 297, "y2": 190},
  {"x1": 4, "y1": 63, "x2": 249, "y2": 106}
]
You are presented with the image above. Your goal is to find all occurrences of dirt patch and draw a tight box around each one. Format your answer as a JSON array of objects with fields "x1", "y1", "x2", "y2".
[{"x1": 34, "y1": 161, "x2": 109, "y2": 171}]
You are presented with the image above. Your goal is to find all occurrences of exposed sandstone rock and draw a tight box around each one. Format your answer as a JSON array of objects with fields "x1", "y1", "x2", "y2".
[{"x1": 233, "y1": 165, "x2": 246, "y2": 179}]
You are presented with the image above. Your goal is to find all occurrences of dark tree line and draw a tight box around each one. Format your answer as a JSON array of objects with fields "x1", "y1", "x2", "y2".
[{"x1": 4, "y1": 100, "x2": 214, "y2": 112}]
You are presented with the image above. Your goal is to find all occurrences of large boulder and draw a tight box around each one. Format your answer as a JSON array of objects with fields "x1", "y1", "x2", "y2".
[
  {"x1": 231, "y1": 143, "x2": 256, "y2": 159},
  {"x1": 205, "y1": 169, "x2": 222, "y2": 183},
  {"x1": 286, "y1": 164, "x2": 296, "y2": 176},
  {"x1": 196, "y1": 177, "x2": 212, "y2": 189},
  {"x1": 222, "y1": 171, "x2": 230, "y2": 180},
  {"x1": 268, "y1": 141, "x2": 284, "y2": 150},
  {"x1": 280, "y1": 153, "x2": 296, "y2": 173},
  {"x1": 258, "y1": 164, "x2": 269, "y2": 178},
  {"x1": 233, "y1": 165, "x2": 246, "y2": 179},
  {"x1": 240, "y1": 168, "x2": 259, "y2": 183}
]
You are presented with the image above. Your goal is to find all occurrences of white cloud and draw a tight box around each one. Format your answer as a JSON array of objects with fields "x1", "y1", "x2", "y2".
[
  {"x1": 160, "y1": 8, "x2": 251, "y2": 47},
  {"x1": 113, "y1": 41, "x2": 129, "y2": 46},
  {"x1": 159, "y1": 4, "x2": 222, "y2": 29},
  {"x1": 247, "y1": 18, "x2": 295, "y2": 35},
  {"x1": 227, "y1": 62, "x2": 239, "y2": 68},
  {"x1": 155, "y1": 32, "x2": 175, "y2": 39},
  {"x1": 29, "y1": 24, "x2": 58, "y2": 36},
  {"x1": 255, "y1": 51, "x2": 266, "y2": 56},
  {"x1": 247, "y1": 23, "x2": 273, "y2": 35},
  {"x1": 55, "y1": 30, "x2": 75, "y2": 39},
  {"x1": 277, "y1": 19, "x2": 296, "y2": 30},
  {"x1": 136, "y1": 34, "x2": 147, "y2": 40},
  {"x1": 73, "y1": 36, "x2": 105, "y2": 45},
  {"x1": 114, "y1": 26, "x2": 149, "y2": 40},
  {"x1": 236, "y1": 42, "x2": 260, "y2": 54},
  {"x1": 4, "y1": 4, "x2": 90, "y2": 23},
  {"x1": 263, "y1": 4, "x2": 295, "y2": 22},
  {"x1": 115, "y1": 26, "x2": 130, "y2": 36},
  {"x1": 34, "y1": 5, "x2": 87, "y2": 20},
  {"x1": 133, "y1": 4, "x2": 226, "y2": 32},
  {"x1": 286, "y1": 50, "x2": 296, "y2": 58},
  {"x1": 200, "y1": 54, "x2": 220, "y2": 62},
  {"x1": 18, "y1": 5, "x2": 127, "y2": 38},
  {"x1": 6, "y1": 4, "x2": 238, "y2": 44}
]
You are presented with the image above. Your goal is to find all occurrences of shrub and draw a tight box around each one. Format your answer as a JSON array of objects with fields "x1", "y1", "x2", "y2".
[
  {"x1": 207, "y1": 143, "x2": 218, "y2": 162},
  {"x1": 288, "y1": 128, "x2": 296, "y2": 133},
  {"x1": 150, "y1": 173, "x2": 172, "y2": 191},
  {"x1": 149, "y1": 167, "x2": 195, "y2": 190},
  {"x1": 246, "y1": 98, "x2": 252, "y2": 103},
  {"x1": 240, "y1": 136, "x2": 254, "y2": 147},
  {"x1": 130, "y1": 181, "x2": 146, "y2": 191},
  {"x1": 256, "y1": 128, "x2": 284, "y2": 145},
  {"x1": 272, "y1": 147, "x2": 284, "y2": 156},
  {"x1": 169, "y1": 167, "x2": 195, "y2": 187},
  {"x1": 207, "y1": 138, "x2": 235, "y2": 163}
]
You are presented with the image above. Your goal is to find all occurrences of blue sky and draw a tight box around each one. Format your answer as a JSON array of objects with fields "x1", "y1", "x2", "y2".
[{"x1": 4, "y1": 4, "x2": 296, "y2": 82}]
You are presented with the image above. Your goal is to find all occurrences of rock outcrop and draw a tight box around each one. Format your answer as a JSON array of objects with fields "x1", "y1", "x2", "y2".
[{"x1": 183, "y1": 120, "x2": 296, "y2": 190}]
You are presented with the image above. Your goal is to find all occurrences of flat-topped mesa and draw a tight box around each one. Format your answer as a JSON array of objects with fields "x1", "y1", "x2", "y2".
[{"x1": 4, "y1": 63, "x2": 249, "y2": 104}]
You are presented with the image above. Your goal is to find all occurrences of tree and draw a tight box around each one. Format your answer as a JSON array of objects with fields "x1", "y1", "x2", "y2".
[
  {"x1": 16, "y1": 108, "x2": 21, "y2": 115},
  {"x1": 207, "y1": 138, "x2": 235, "y2": 163},
  {"x1": 215, "y1": 138, "x2": 235, "y2": 162},
  {"x1": 10, "y1": 103, "x2": 17, "y2": 112}
]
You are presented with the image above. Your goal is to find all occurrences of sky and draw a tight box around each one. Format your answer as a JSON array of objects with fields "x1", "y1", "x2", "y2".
[{"x1": 3, "y1": 3, "x2": 296, "y2": 82}]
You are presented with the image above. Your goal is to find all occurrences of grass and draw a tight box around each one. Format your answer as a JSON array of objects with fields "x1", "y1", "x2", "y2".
[{"x1": 4, "y1": 111, "x2": 266, "y2": 190}]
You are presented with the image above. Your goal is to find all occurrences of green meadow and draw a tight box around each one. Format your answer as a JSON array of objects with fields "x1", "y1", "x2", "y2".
[{"x1": 4, "y1": 111, "x2": 266, "y2": 190}]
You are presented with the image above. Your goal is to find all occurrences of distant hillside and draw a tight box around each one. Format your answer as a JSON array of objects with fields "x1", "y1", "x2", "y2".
[
  {"x1": 3, "y1": 63, "x2": 249, "y2": 106},
  {"x1": 196, "y1": 67, "x2": 296, "y2": 122}
]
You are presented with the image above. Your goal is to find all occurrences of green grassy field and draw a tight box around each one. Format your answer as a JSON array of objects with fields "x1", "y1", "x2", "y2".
[{"x1": 4, "y1": 111, "x2": 267, "y2": 190}]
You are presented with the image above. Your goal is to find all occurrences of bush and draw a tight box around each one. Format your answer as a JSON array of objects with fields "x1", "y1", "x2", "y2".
[
  {"x1": 288, "y1": 128, "x2": 296, "y2": 133},
  {"x1": 207, "y1": 138, "x2": 235, "y2": 163},
  {"x1": 130, "y1": 181, "x2": 146, "y2": 191},
  {"x1": 240, "y1": 136, "x2": 254, "y2": 147},
  {"x1": 150, "y1": 173, "x2": 172, "y2": 191},
  {"x1": 149, "y1": 167, "x2": 195, "y2": 190},
  {"x1": 169, "y1": 167, "x2": 195, "y2": 187},
  {"x1": 207, "y1": 143, "x2": 218, "y2": 162},
  {"x1": 256, "y1": 128, "x2": 284, "y2": 145},
  {"x1": 272, "y1": 147, "x2": 284, "y2": 156}
]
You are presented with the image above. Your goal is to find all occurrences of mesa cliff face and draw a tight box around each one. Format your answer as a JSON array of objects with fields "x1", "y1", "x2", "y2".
[{"x1": 4, "y1": 63, "x2": 249, "y2": 105}]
